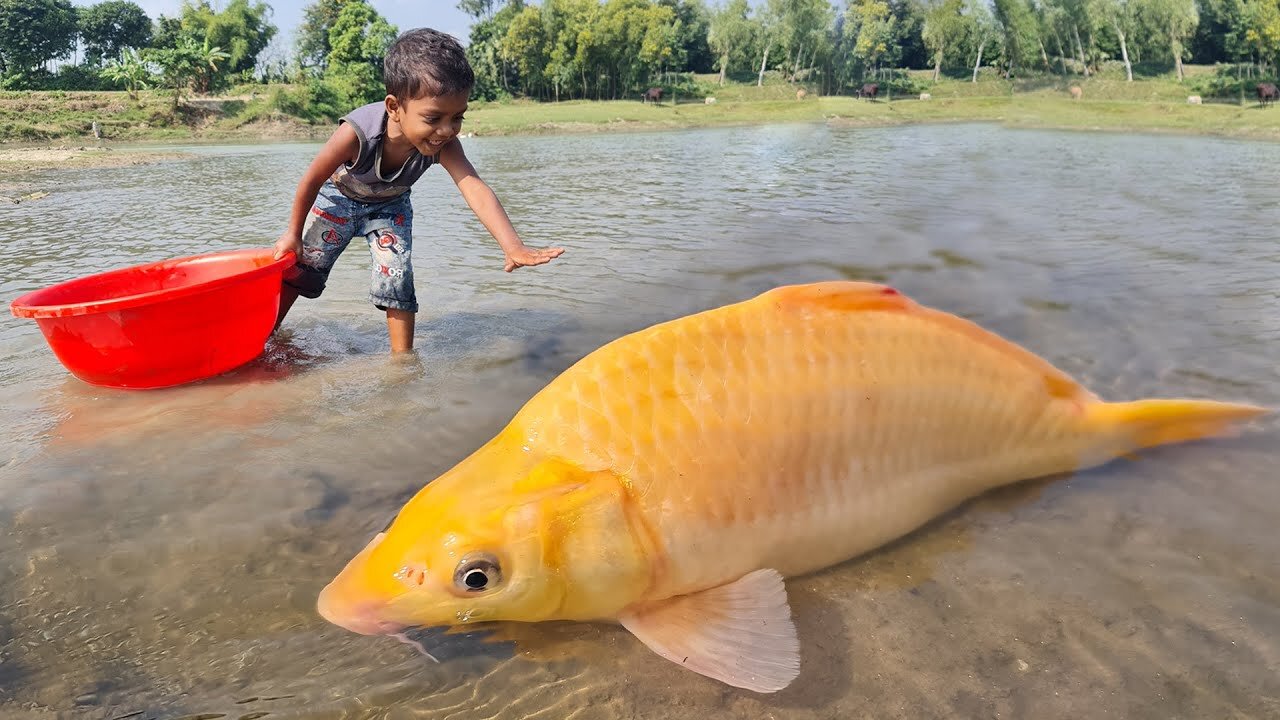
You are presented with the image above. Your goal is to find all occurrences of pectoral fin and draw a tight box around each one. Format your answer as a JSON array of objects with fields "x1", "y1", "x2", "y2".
[{"x1": 617, "y1": 569, "x2": 800, "y2": 693}]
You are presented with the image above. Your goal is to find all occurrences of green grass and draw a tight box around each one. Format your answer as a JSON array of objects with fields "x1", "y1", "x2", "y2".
[
  {"x1": 0, "y1": 89, "x2": 329, "y2": 143},
  {"x1": 465, "y1": 92, "x2": 1280, "y2": 142}
]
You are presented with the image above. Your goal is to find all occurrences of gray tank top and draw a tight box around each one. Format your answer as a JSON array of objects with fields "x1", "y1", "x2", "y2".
[{"x1": 331, "y1": 102, "x2": 436, "y2": 202}]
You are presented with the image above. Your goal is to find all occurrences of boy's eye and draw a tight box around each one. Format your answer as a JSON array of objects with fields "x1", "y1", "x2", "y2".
[{"x1": 423, "y1": 117, "x2": 438, "y2": 124}]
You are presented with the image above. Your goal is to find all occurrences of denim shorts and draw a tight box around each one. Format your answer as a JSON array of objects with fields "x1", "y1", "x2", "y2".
[{"x1": 283, "y1": 179, "x2": 418, "y2": 312}]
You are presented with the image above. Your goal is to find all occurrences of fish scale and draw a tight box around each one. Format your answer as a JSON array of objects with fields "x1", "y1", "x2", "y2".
[
  {"x1": 513, "y1": 285, "x2": 1081, "y2": 597},
  {"x1": 318, "y1": 280, "x2": 1267, "y2": 693}
]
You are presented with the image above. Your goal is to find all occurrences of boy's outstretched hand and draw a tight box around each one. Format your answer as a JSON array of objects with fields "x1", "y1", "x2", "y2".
[{"x1": 504, "y1": 245, "x2": 564, "y2": 273}]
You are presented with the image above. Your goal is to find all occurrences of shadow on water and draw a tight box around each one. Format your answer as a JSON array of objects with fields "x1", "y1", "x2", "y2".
[
  {"x1": 0, "y1": 601, "x2": 31, "y2": 708},
  {"x1": 37, "y1": 307, "x2": 579, "y2": 450},
  {"x1": 699, "y1": 258, "x2": 944, "y2": 286},
  {"x1": 767, "y1": 584, "x2": 856, "y2": 710}
]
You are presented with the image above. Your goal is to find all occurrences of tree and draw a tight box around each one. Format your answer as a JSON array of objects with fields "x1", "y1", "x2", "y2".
[
  {"x1": 502, "y1": 4, "x2": 549, "y2": 97},
  {"x1": 923, "y1": 0, "x2": 966, "y2": 80},
  {"x1": 170, "y1": 0, "x2": 276, "y2": 80},
  {"x1": 660, "y1": 0, "x2": 716, "y2": 73},
  {"x1": 0, "y1": 0, "x2": 77, "y2": 75},
  {"x1": 465, "y1": 0, "x2": 525, "y2": 99},
  {"x1": 967, "y1": 0, "x2": 997, "y2": 80},
  {"x1": 458, "y1": 0, "x2": 499, "y2": 20},
  {"x1": 754, "y1": 0, "x2": 781, "y2": 85},
  {"x1": 78, "y1": 0, "x2": 152, "y2": 66},
  {"x1": 708, "y1": 0, "x2": 758, "y2": 84},
  {"x1": 324, "y1": 0, "x2": 398, "y2": 104},
  {"x1": 1189, "y1": 0, "x2": 1247, "y2": 64},
  {"x1": 766, "y1": 0, "x2": 834, "y2": 82},
  {"x1": 1143, "y1": 0, "x2": 1198, "y2": 80},
  {"x1": 1241, "y1": 0, "x2": 1280, "y2": 70},
  {"x1": 992, "y1": 0, "x2": 1041, "y2": 75},
  {"x1": 1096, "y1": 0, "x2": 1137, "y2": 80},
  {"x1": 101, "y1": 48, "x2": 152, "y2": 100},
  {"x1": 145, "y1": 37, "x2": 204, "y2": 108},
  {"x1": 847, "y1": 0, "x2": 898, "y2": 74},
  {"x1": 637, "y1": 2, "x2": 684, "y2": 79},
  {"x1": 297, "y1": 0, "x2": 348, "y2": 72}
]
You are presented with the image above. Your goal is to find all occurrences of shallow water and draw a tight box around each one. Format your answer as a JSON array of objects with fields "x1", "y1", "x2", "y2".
[{"x1": 1, "y1": 123, "x2": 1278, "y2": 719}]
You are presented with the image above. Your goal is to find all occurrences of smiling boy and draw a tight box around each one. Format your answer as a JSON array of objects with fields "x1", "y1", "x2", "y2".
[{"x1": 272, "y1": 28, "x2": 563, "y2": 352}]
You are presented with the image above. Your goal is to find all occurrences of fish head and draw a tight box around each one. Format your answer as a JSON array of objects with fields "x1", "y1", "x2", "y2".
[{"x1": 317, "y1": 456, "x2": 653, "y2": 635}]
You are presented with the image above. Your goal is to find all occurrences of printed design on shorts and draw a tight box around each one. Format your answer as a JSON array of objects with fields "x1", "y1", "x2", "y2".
[
  {"x1": 303, "y1": 245, "x2": 326, "y2": 260},
  {"x1": 374, "y1": 264, "x2": 407, "y2": 278},
  {"x1": 394, "y1": 213, "x2": 405, "y2": 226},
  {"x1": 374, "y1": 232, "x2": 404, "y2": 254},
  {"x1": 311, "y1": 207, "x2": 349, "y2": 225},
  {"x1": 321, "y1": 228, "x2": 342, "y2": 245}
]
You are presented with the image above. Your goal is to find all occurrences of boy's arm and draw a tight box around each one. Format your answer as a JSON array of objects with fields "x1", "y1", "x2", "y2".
[
  {"x1": 437, "y1": 140, "x2": 564, "y2": 272},
  {"x1": 273, "y1": 124, "x2": 360, "y2": 260}
]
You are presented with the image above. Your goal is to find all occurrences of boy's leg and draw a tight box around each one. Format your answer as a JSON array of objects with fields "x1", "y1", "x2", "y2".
[
  {"x1": 363, "y1": 197, "x2": 417, "y2": 353},
  {"x1": 386, "y1": 309, "x2": 415, "y2": 353},
  {"x1": 278, "y1": 182, "x2": 358, "y2": 329},
  {"x1": 275, "y1": 286, "x2": 300, "y2": 330}
]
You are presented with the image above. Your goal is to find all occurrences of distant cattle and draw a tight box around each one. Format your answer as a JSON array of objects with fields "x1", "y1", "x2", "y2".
[
  {"x1": 1186, "y1": 95, "x2": 1202, "y2": 105},
  {"x1": 641, "y1": 87, "x2": 664, "y2": 103},
  {"x1": 1069, "y1": 85, "x2": 1083, "y2": 100},
  {"x1": 704, "y1": 96, "x2": 717, "y2": 104},
  {"x1": 857, "y1": 83, "x2": 879, "y2": 100},
  {"x1": 1257, "y1": 83, "x2": 1278, "y2": 107},
  {"x1": 919, "y1": 92, "x2": 932, "y2": 101},
  {"x1": 796, "y1": 88, "x2": 807, "y2": 100}
]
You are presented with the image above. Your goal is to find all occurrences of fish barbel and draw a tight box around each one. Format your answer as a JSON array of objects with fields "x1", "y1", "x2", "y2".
[{"x1": 317, "y1": 281, "x2": 1266, "y2": 692}]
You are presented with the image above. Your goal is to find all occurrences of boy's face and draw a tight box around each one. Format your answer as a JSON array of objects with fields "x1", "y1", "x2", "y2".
[{"x1": 386, "y1": 91, "x2": 470, "y2": 155}]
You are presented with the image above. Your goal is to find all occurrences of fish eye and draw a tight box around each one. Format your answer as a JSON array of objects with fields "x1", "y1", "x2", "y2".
[{"x1": 453, "y1": 553, "x2": 501, "y2": 593}]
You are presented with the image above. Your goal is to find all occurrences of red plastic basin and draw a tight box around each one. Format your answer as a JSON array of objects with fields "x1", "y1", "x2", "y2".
[{"x1": 10, "y1": 248, "x2": 296, "y2": 389}]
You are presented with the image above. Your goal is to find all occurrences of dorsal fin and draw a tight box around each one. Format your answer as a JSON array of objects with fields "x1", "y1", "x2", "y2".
[
  {"x1": 758, "y1": 281, "x2": 1091, "y2": 402},
  {"x1": 759, "y1": 281, "x2": 915, "y2": 314}
]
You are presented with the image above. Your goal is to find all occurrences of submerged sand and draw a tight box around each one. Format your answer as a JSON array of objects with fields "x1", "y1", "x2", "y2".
[{"x1": 0, "y1": 144, "x2": 191, "y2": 179}]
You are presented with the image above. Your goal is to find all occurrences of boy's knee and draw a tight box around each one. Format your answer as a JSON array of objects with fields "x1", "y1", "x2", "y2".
[{"x1": 283, "y1": 263, "x2": 330, "y2": 299}]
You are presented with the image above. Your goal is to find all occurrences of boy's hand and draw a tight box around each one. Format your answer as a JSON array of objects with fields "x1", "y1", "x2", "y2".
[
  {"x1": 504, "y1": 245, "x2": 564, "y2": 273},
  {"x1": 274, "y1": 232, "x2": 302, "y2": 262}
]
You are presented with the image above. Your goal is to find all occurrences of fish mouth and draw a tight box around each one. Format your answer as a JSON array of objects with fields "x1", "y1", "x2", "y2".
[
  {"x1": 316, "y1": 531, "x2": 409, "y2": 636},
  {"x1": 317, "y1": 582, "x2": 406, "y2": 636}
]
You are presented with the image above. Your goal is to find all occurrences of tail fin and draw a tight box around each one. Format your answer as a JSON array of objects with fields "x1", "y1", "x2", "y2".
[{"x1": 1089, "y1": 399, "x2": 1270, "y2": 452}]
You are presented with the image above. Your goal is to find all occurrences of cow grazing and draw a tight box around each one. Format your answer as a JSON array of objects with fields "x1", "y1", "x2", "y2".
[
  {"x1": 858, "y1": 83, "x2": 879, "y2": 100},
  {"x1": 796, "y1": 88, "x2": 807, "y2": 100},
  {"x1": 1069, "y1": 85, "x2": 1083, "y2": 100},
  {"x1": 641, "y1": 87, "x2": 664, "y2": 104},
  {"x1": 1257, "y1": 83, "x2": 1278, "y2": 107},
  {"x1": 1187, "y1": 95, "x2": 1202, "y2": 105},
  {"x1": 919, "y1": 92, "x2": 932, "y2": 101}
]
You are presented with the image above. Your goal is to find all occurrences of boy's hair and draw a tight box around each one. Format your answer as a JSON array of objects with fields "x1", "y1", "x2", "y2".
[{"x1": 383, "y1": 28, "x2": 475, "y2": 100}]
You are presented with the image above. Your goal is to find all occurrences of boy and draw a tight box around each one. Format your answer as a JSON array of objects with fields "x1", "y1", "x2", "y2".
[{"x1": 272, "y1": 28, "x2": 563, "y2": 352}]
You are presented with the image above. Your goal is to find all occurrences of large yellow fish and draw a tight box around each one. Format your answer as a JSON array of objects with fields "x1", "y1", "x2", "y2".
[{"x1": 317, "y1": 281, "x2": 1266, "y2": 692}]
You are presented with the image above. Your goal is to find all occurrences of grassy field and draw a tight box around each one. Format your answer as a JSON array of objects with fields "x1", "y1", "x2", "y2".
[
  {"x1": 0, "y1": 89, "x2": 332, "y2": 144},
  {"x1": 463, "y1": 92, "x2": 1280, "y2": 142}
]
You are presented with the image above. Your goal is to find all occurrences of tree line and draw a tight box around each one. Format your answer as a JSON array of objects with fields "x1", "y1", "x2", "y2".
[{"x1": 1, "y1": 0, "x2": 1277, "y2": 105}]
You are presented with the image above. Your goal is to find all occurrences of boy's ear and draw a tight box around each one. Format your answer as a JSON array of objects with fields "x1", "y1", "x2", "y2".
[{"x1": 384, "y1": 94, "x2": 401, "y2": 119}]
